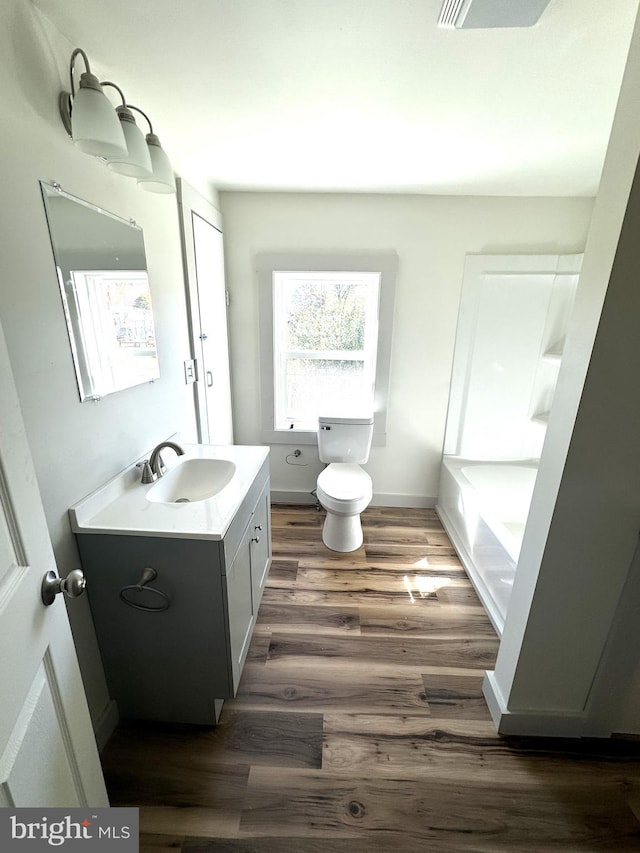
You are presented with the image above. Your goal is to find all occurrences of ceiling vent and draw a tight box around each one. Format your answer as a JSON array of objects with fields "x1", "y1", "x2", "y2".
[{"x1": 438, "y1": 0, "x2": 552, "y2": 29}]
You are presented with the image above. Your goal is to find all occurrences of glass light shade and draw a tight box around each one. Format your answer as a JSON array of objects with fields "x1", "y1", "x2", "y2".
[
  {"x1": 138, "y1": 134, "x2": 176, "y2": 194},
  {"x1": 107, "y1": 109, "x2": 153, "y2": 178},
  {"x1": 71, "y1": 72, "x2": 127, "y2": 158}
]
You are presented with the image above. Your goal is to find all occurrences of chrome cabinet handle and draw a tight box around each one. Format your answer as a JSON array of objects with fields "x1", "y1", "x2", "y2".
[
  {"x1": 251, "y1": 536, "x2": 260, "y2": 543},
  {"x1": 41, "y1": 569, "x2": 86, "y2": 606},
  {"x1": 206, "y1": 370, "x2": 213, "y2": 387},
  {"x1": 255, "y1": 524, "x2": 263, "y2": 531}
]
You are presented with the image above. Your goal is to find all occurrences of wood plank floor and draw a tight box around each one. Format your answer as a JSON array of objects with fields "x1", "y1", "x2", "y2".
[{"x1": 101, "y1": 505, "x2": 640, "y2": 851}]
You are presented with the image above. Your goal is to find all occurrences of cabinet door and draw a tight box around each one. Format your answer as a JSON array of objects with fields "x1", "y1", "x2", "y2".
[
  {"x1": 250, "y1": 486, "x2": 272, "y2": 612},
  {"x1": 226, "y1": 519, "x2": 254, "y2": 694}
]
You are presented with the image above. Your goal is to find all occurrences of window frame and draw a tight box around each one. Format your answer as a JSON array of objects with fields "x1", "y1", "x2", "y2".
[{"x1": 258, "y1": 252, "x2": 398, "y2": 445}]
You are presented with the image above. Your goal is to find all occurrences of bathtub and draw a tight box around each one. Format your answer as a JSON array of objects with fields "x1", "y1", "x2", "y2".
[{"x1": 436, "y1": 457, "x2": 538, "y2": 634}]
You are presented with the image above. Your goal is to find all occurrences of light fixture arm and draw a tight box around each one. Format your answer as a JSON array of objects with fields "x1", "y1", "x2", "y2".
[
  {"x1": 69, "y1": 47, "x2": 92, "y2": 98},
  {"x1": 98, "y1": 86, "x2": 154, "y2": 136},
  {"x1": 100, "y1": 81, "x2": 127, "y2": 107},
  {"x1": 60, "y1": 47, "x2": 105, "y2": 137},
  {"x1": 126, "y1": 105, "x2": 154, "y2": 135}
]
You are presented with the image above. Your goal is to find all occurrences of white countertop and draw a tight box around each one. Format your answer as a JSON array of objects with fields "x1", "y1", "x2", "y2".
[{"x1": 69, "y1": 444, "x2": 269, "y2": 541}]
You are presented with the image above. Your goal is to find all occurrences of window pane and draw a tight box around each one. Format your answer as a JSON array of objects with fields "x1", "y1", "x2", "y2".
[
  {"x1": 272, "y1": 270, "x2": 381, "y2": 431},
  {"x1": 284, "y1": 279, "x2": 367, "y2": 352},
  {"x1": 282, "y1": 358, "x2": 369, "y2": 427}
]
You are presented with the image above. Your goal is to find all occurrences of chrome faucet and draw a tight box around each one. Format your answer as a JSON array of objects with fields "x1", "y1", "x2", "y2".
[{"x1": 144, "y1": 441, "x2": 185, "y2": 481}]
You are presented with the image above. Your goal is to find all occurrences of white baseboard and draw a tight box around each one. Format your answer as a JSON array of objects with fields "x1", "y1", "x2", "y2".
[
  {"x1": 482, "y1": 672, "x2": 604, "y2": 737},
  {"x1": 271, "y1": 490, "x2": 318, "y2": 504},
  {"x1": 371, "y1": 494, "x2": 437, "y2": 508},
  {"x1": 93, "y1": 699, "x2": 119, "y2": 753},
  {"x1": 270, "y1": 490, "x2": 436, "y2": 508}
]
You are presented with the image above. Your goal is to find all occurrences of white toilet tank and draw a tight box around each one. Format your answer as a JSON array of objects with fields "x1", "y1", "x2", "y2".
[{"x1": 318, "y1": 416, "x2": 374, "y2": 463}]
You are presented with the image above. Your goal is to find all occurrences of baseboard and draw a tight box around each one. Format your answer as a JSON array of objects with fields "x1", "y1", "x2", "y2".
[
  {"x1": 372, "y1": 494, "x2": 437, "y2": 508},
  {"x1": 482, "y1": 672, "x2": 598, "y2": 737},
  {"x1": 271, "y1": 490, "x2": 318, "y2": 505},
  {"x1": 271, "y1": 489, "x2": 436, "y2": 508},
  {"x1": 93, "y1": 699, "x2": 119, "y2": 753}
]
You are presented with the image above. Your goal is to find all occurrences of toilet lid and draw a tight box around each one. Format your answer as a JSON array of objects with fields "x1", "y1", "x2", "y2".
[{"x1": 317, "y1": 464, "x2": 372, "y2": 501}]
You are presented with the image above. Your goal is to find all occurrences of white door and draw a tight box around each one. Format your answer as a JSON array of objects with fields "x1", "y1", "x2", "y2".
[
  {"x1": 178, "y1": 179, "x2": 233, "y2": 445},
  {"x1": 192, "y1": 213, "x2": 233, "y2": 444},
  {"x1": 0, "y1": 320, "x2": 108, "y2": 807}
]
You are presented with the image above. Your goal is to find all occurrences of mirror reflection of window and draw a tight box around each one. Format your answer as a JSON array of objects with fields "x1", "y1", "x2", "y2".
[
  {"x1": 67, "y1": 270, "x2": 157, "y2": 397},
  {"x1": 40, "y1": 181, "x2": 160, "y2": 401}
]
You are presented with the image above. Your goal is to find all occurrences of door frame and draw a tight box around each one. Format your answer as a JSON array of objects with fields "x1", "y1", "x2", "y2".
[{"x1": 177, "y1": 178, "x2": 230, "y2": 444}]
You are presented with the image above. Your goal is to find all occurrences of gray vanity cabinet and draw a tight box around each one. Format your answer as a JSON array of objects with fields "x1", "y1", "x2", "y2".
[
  {"x1": 75, "y1": 470, "x2": 271, "y2": 726},
  {"x1": 249, "y1": 484, "x2": 271, "y2": 614},
  {"x1": 225, "y1": 513, "x2": 255, "y2": 693}
]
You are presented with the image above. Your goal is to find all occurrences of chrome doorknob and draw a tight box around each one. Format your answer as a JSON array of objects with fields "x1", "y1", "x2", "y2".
[{"x1": 41, "y1": 569, "x2": 86, "y2": 606}]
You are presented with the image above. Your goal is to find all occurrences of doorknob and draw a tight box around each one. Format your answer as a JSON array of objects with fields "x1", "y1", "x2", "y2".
[{"x1": 41, "y1": 569, "x2": 86, "y2": 606}]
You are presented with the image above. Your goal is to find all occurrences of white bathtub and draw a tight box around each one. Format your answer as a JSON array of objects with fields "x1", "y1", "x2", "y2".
[{"x1": 436, "y1": 457, "x2": 538, "y2": 634}]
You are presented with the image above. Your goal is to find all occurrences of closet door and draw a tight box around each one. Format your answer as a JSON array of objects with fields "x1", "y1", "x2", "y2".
[{"x1": 178, "y1": 179, "x2": 233, "y2": 445}]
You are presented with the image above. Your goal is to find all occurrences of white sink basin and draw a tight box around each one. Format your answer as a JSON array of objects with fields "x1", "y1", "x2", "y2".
[
  {"x1": 69, "y1": 443, "x2": 269, "y2": 540},
  {"x1": 146, "y1": 458, "x2": 236, "y2": 504}
]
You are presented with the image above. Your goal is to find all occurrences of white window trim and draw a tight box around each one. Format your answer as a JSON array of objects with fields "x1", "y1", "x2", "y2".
[{"x1": 258, "y1": 252, "x2": 398, "y2": 445}]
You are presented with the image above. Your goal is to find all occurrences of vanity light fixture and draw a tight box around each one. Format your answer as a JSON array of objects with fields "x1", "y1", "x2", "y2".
[
  {"x1": 59, "y1": 48, "x2": 176, "y2": 194},
  {"x1": 59, "y1": 49, "x2": 127, "y2": 158},
  {"x1": 100, "y1": 83, "x2": 153, "y2": 179},
  {"x1": 128, "y1": 106, "x2": 177, "y2": 194}
]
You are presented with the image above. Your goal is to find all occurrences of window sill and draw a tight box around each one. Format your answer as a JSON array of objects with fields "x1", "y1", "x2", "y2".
[{"x1": 261, "y1": 429, "x2": 387, "y2": 447}]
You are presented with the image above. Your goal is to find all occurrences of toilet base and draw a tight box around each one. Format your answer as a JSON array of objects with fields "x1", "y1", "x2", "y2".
[{"x1": 322, "y1": 511, "x2": 364, "y2": 552}]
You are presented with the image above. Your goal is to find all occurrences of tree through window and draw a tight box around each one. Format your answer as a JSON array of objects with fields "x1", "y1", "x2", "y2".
[
  {"x1": 258, "y1": 253, "x2": 397, "y2": 444},
  {"x1": 273, "y1": 271, "x2": 380, "y2": 430}
]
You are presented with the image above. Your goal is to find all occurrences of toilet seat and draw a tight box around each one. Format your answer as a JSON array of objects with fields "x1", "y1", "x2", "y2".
[
  {"x1": 316, "y1": 462, "x2": 372, "y2": 552},
  {"x1": 317, "y1": 463, "x2": 372, "y2": 508}
]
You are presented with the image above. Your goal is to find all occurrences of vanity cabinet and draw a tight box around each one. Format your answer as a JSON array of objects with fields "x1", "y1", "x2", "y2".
[
  {"x1": 225, "y1": 481, "x2": 271, "y2": 692},
  {"x1": 75, "y1": 463, "x2": 271, "y2": 726}
]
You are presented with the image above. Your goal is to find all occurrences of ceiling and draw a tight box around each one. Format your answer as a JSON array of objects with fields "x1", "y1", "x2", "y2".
[{"x1": 33, "y1": 0, "x2": 638, "y2": 196}]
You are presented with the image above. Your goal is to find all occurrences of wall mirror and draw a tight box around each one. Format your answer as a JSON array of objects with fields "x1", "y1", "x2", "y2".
[{"x1": 40, "y1": 181, "x2": 160, "y2": 401}]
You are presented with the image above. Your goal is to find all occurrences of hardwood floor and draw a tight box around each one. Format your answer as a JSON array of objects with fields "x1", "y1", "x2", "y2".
[{"x1": 101, "y1": 505, "x2": 640, "y2": 851}]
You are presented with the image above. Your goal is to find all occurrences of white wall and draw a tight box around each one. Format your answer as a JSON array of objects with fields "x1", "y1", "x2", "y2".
[
  {"x1": 220, "y1": 192, "x2": 593, "y2": 504},
  {"x1": 0, "y1": 1, "x2": 198, "y2": 741},
  {"x1": 486, "y1": 6, "x2": 640, "y2": 735}
]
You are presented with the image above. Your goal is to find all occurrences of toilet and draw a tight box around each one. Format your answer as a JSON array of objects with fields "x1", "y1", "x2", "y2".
[{"x1": 316, "y1": 415, "x2": 374, "y2": 552}]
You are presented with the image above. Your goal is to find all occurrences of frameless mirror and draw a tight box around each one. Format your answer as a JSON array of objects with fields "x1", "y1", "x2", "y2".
[{"x1": 40, "y1": 181, "x2": 160, "y2": 401}]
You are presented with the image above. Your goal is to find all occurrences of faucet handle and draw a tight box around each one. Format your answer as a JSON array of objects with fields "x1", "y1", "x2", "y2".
[{"x1": 136, "y1": 460, "x2": 155, "y2": 484}]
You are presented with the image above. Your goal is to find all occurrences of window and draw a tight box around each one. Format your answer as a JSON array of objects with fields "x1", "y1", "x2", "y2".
[{"x1": 258, "y1": 253, "x2": 397, "y2": 445}]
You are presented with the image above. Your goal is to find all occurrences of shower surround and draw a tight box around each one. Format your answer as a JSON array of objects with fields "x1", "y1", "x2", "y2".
[{"x1": 437, "y1": 254, "x2": 581, "y2": 634}]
